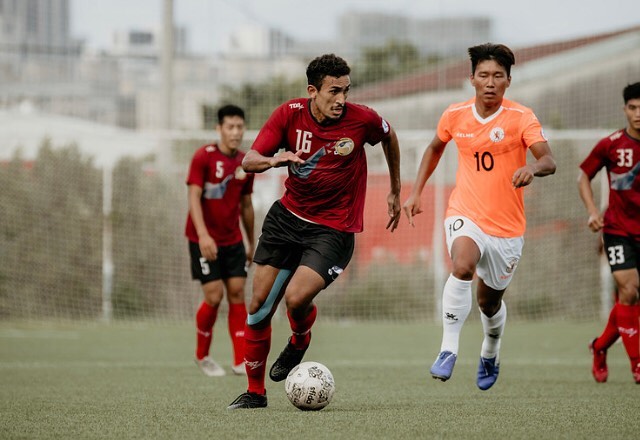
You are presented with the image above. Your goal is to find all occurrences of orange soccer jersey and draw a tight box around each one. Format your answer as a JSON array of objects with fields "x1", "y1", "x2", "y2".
[{"x1": 437, "y1": 97, "x2": 547, "y2": 237}]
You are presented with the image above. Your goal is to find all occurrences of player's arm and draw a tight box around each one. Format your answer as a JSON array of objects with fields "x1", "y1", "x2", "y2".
[
  {"x1": 402, "y1": 135, "x2": 448, "y2": 227},
  {"x1": 239, "y1": 193, "x2": 255, "y2": 265},
  {"x1": 577, "y1": 169, "x2": 604, "y2": 233},
  {"x1": 241, "y1": 149, "x2": 305, "y2": 173},
  {"x1": 512, "y1": 141, "x2": 556, "y2": 188},
  {"x1": 381, "y1": 126, "x2": 401, "y2": 232},
  {"x1": 187, "y1": 184, "x2": 217, "y2": 260}
]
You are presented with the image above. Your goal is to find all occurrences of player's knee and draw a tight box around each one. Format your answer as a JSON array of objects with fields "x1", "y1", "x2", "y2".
[
  {"x1": 617, "y1": 283, "x2": 639, "y2": 305},
  {"x1": 226, "y1": 288, "x2": 245, "y2": 304},
  {"x1": 451, "y1": 263, "x2": 475, "y2": 281},
  {"x1": 477, "y1": 297, "x2": 500, "y2": 316},
  {"x1": 202, "y1": 284, "x2": 223, "y2": 305},
  {"x1": 284, "y1": 293, "x2": 312, "y2": 314}
]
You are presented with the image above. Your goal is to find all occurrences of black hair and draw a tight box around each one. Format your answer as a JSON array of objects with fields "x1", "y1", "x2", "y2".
[
  {"x1": 468, "y1": 43, "x2": 515, "y2": 77},
  {"x1": 306, "y1": 54, "x2": 351, "y2": 90},
  {"x1": 217, "y1": 104, "x2": 245, "y2": 124},
  {"x1": 623, "y1": 82, "x2": 640, "y2": 104}
]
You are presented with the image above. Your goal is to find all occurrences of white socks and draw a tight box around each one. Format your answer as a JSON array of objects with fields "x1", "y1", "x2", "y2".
[
  {"x1": 440, "y1": 275, "x2": 472, "y2": 354},
  {"x1": 480, "y1": 300, "x2": 507, "y2": 359}
]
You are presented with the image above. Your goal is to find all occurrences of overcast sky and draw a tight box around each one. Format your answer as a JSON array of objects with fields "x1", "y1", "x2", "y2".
[{"x1": 71, "y1": 0, "x2": 639, "y2": 55}]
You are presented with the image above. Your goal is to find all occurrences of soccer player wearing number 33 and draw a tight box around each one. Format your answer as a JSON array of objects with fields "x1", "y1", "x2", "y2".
[
  {"x1": 403, "y1": 43, "x2": 556, "y2": 390},
  {"x1": 578, "y1": 82, "x2": 640, "y2": 384}
]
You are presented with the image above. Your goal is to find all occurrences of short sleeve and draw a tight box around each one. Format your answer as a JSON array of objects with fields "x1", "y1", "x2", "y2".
[
  {"x1": 363, "y1": 107, "x2": 391, "y2": 146},
  {"x1": 241, "y1": 173, "x2": 255, "y2": 195},
  {"x1": 521, "y1": 111, "x2": 547, "y2": 148},
  {"x1": 252, "y1": 104, "x2": 288, "y2": 156},
  {"x1": 186, "y1": 147, "x2": 206, "y2": 187},
  {"x1": 579, "y1": 139, "x2": 608, "y2": 179},
  {"x1": 436, "y1": 109, "x2": 452, "y2": 143}
]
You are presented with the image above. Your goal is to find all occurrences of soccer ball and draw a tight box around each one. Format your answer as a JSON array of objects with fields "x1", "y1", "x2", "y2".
[{"x1": 285, "y1": 361, "x2": 335, "y2": 411}]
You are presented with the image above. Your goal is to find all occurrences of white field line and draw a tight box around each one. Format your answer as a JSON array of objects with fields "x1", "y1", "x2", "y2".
[{"x1": 0, "y1": 329, "x2": 80, "y2": 339}]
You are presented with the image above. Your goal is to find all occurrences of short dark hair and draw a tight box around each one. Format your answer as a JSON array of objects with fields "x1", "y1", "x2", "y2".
[
  {"x1": 623, "y1": 82, "x2": 640, "y2": 103},
  {"x1": 468, "y1": 43, "x2": 515, "y2": 77},
  {"x1": 306, "y1": 54, "x2": 351, "y2": 90},
  {"x1": 217, "y1": 104, "x2": 245, "y2": 124}
]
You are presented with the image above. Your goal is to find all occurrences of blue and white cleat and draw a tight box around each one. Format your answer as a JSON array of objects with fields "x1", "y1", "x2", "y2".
[
  {"x1": 430, "y1": 351, "x2": 457, "y2": 381},
  {"x1": 477, "y1": 356, "x2": 500, "y2": 390}
]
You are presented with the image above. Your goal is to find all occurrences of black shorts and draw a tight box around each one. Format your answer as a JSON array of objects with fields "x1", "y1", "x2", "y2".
[
  {"x1": 254, "y1": 201, "x2": 355, "y2": 287},
  {"x1": 603, "y1": 233, "x2": 640, "y2": 272},
  {"x1": 189, "y1": 241, "x2": 248, "y2": 284}
]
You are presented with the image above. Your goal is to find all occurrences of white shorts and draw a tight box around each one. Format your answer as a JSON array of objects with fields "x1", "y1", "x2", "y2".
[{"x1": 444, "y1": 216, "x2": 524, "y2": 291}]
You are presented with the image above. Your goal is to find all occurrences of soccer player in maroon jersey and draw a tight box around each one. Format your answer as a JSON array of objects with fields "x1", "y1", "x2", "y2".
[
  {"x1": 185, "y1": 105, "x2": 255, "y2": 377},
  {"x1": 578, "y1": 82, "x2": 640, "y2": 384},
  {"x1": 227, "y1": 54, "x2": 401, "y2": 409}
]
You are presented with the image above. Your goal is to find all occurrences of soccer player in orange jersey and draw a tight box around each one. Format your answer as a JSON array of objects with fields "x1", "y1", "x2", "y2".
[
  {"x1": 578, "y1": 82, "x2": 640, "y2": 384},
  {"x1": 403, "y1": 43, "x2": 556, "y2": 390}
]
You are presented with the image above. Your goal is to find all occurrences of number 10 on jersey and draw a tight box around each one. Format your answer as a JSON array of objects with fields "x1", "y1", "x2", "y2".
[{"x1": 474, "y1": 151, "x2": 494, "y2": 171}]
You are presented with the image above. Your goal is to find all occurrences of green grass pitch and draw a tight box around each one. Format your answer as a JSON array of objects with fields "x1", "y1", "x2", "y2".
[{"x1": 1, "y1": 321, "x2": 638, "y2": 439}]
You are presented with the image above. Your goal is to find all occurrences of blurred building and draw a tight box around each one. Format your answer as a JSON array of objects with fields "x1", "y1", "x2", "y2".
[
  {"x1": 225, "y1": 24, "x2": 294, "y2": 58},
  {"x1": 353, "y1": 26, "x2": 640, "y2": 131},
  {"x1": 0, "y1": 0, "x2": 81, "y2": 98},
  {"x1": 2, "y1": 3, "x2": 638, "y2": 135},
  {"x1": 218, "y1": 24, "x2": 306, "y2": 85},
  {"x1": 338, "y1": 12, "x2": 491, "y2": 58}
]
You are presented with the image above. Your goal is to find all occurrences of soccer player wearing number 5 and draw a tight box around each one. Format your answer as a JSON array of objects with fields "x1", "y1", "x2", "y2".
[
  {"x1": 185, "y1": 105, "x2": 255, "y2": 377},
  {"x1": 403, "y1": 43, "x2": 556, "y2": 390},
  {"x1": 578, "y1": 82, "x2": 640, "y2": 384},
  {"x1": 227, "y1": 54, "x2": 401, "y2": 409}
]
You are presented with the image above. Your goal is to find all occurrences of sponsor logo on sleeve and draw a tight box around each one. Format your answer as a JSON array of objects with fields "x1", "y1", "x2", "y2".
[{"x1": 381, "y1": 118, "x2": 390, "y2": 134}]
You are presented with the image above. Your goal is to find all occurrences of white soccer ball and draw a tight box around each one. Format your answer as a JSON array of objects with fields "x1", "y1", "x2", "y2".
[{"x1": 285, "y1": 361, "x2": 335, "y2": 411}]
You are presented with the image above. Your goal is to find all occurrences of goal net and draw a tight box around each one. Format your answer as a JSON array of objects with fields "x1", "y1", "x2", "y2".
[{"x1": 0, "y1": 129, "x2": 614, "y2": 322}]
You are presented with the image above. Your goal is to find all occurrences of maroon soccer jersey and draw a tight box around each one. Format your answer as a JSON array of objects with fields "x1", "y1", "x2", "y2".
[
  {"x1": 252, "y1": 98, "x2": 391, "y2": 233},
  {"x1": 580, "y1": 129, "x2": 640, "y2": 241},
  {"x1": 185, "y1": 144, "x2": 254, "y2": 245}
]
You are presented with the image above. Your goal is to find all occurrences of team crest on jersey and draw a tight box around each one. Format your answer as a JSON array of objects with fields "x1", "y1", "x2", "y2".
[
  {"x1": 234, "y1": 166, "x2": 247, "y2": 180},
  {"x1": 333, "y1": 138, "x2": 355, "y2": 156},
  {"x1": 490, "y1": 127, "x2": 505, "y2": 143}
]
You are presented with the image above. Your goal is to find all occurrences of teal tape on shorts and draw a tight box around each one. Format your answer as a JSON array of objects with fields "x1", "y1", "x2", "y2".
[{"x1": 247, "y1": 269, "x2": 291, "y2": 326}]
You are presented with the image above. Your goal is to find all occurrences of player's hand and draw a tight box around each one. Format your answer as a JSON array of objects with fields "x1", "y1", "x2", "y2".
[
  {"x1": 587, "y1": 213, "x2": 604, "y2": 233},
  {"x1": 512, "y1": 164, "x2": 536, "y2": 188},
  {"x1": 402, "y1": 194, "x2": 423, "y2": 227},
  {"x1": 199, "y1": 235, "x2": 218, "y2": 261},
  {"x1": 270, "y1": 150, "x2": 305, "y2": 168},
  {"x1": 386, "y1": 192, "x2": 401, "y2": 232}
]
